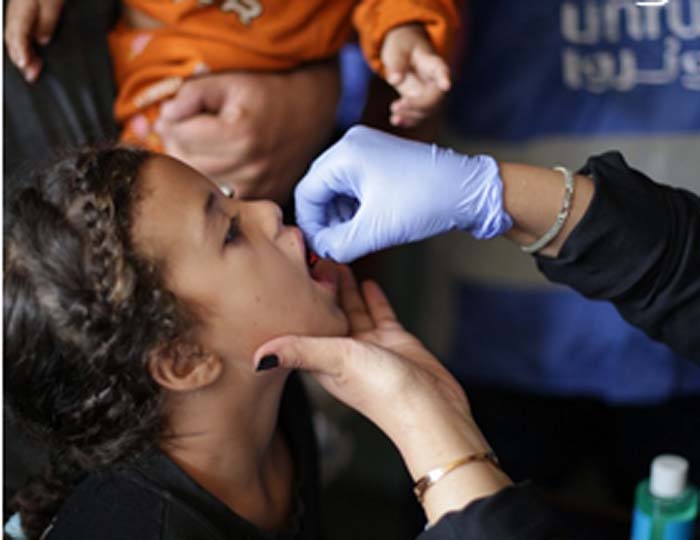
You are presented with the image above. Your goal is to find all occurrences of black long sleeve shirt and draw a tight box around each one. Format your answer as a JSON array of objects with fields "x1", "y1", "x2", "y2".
[{"x1": 421, "y1": 151, "x2": 700, "y2": 540}]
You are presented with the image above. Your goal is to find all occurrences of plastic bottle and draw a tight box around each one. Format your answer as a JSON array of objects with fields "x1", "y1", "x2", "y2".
[{"x1": 631, "y1": 455, "x2": 698, "y2": 540}]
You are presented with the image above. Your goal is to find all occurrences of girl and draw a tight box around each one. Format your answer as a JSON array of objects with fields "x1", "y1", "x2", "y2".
[
  {"x1": 4, "y1": 146, "x2": 347, "y2": 539},
  {"x1": 5, "y1": 146, "x2": 508, "y2": 539}
]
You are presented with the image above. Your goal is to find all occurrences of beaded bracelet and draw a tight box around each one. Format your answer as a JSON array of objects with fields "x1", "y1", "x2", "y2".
[{"x1": 521, "y1": 166, "x2": 575, "y2": 254}]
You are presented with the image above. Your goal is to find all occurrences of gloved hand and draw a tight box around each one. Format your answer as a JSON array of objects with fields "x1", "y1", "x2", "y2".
[{"x1": 295, "y1": 125, "x2": 513, "y2": 263}]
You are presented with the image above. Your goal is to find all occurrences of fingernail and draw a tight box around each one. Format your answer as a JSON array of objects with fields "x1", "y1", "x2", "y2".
[
  {"x1": 256, "y1": 354, "x2": 279, "y2": 371},
  {"x1": 387, "y1": 72, "x2": 401, "y2": 85},
  {"x1": 37, "y1": 35, "x2": 50, "y2": 46}
]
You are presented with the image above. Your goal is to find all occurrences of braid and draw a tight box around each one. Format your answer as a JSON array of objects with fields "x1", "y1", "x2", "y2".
[{"x1": 4, "y1": 146, "x2": 194, "y2": 540}]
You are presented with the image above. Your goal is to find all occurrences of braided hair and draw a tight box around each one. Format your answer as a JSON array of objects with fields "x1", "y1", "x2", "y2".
[{"x1": 4, "y1": 147, "x2": 194, "y2": 539}]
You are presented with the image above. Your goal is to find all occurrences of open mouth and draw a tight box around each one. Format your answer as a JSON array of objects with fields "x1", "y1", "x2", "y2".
[
  {"x1": 305, "y1": 242, "x2": 319, "y2": 269},
  {"x1": 304, "y1": 243, "x2": 337, "y2": 295}
]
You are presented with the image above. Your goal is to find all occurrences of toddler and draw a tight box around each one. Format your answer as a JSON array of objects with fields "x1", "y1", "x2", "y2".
[{"x1": 108, "y1": 0, "x2": 458, "y2": 150}]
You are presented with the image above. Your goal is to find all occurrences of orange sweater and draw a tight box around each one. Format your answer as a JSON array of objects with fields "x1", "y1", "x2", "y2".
[{"x1": 108, "y1": 0, "x2": 459, "y2": 150}]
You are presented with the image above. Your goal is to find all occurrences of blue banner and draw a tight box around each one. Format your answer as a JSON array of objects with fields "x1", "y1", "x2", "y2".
[{"x1": 450, "y1": 0, "x2": 700, "y2": 139}]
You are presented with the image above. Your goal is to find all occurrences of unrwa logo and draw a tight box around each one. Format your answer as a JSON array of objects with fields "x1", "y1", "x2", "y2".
[{"x1": 637, "y1": 0, "x2": 670, "y2": 5}]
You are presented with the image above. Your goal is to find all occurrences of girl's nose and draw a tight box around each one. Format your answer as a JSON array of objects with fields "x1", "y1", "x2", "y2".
[{"x1": 246, "y1": 200, "x2": 283, "y2": 239}]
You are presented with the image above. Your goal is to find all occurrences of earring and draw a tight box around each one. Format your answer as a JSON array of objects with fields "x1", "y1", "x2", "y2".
[{"x1": 219, "y1": 184, "x2": 234, "y2": 198}]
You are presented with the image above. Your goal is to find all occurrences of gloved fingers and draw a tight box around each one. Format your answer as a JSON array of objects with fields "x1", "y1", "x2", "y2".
[
  {"x1": 294, "y1": 149, "x2": 360, "y2": 238},
  {"x1": 311, "y1": 214, "x2": 366, "y2": 263},
  {"x1": 34, "y1": 0, "x2": 64, "y2": 45},
  {"x1": 327, "y1": 195, "x2": 359, "y2": 226}
]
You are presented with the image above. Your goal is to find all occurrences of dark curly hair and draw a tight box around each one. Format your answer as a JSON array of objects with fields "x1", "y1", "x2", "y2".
[{"x1": 4, "y1": 146, "x2": 195, "y2": 539}]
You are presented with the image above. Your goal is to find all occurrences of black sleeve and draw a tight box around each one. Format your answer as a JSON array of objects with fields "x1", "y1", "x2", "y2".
[
  {"x1": 418, "y1": 484, "x2": 567, "y2": 540},
  {"x1": 535, "y1": 151, "x2": 700, "y2": 363},
  {"x1": 46, "y1": 472, "x2": 164, "y2": 540}
]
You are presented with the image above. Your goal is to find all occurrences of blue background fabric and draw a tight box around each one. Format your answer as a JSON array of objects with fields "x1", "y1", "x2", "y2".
[{"x1": 450, "y1": 0, "x2": 700, "y2": 140}]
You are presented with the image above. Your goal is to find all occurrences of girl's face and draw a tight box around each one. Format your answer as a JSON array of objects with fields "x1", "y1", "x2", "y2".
[{"x1": 132, "y1": 155, "x2": 348, "y2": 362}]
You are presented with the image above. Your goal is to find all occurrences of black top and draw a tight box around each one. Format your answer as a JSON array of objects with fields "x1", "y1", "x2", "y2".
[
  {"x1": 419, "y1": 151, "x2": 700, "y2": 539},
  {"x1": 45, "y1": 374, "x2": 321, "y2": 540},
  {"x1": 537, "y1": 151, "x2": 700, "y2": 363}
]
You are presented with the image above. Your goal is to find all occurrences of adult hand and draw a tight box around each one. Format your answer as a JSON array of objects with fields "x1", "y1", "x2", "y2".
[
  {"x1": 295, "y1": 125, "x2": 513, "y2": 263},
  {"x1": 154, "y1": 61, "x2": 340, "y2": 204},
  {"x1": 5, "y1": 0, "x2": 64, "y2": 82},
  {"x1": 255, "y1": 263, "x2": 470, "y2": 443},
  {"x1": 253, "y1": 262, "x2": 511, "y2": 522}
]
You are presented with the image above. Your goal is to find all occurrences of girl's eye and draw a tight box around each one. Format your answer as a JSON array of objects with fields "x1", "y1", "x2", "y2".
[{"x1": 224, "y1": 217, "x2": 239, "y2": 245}]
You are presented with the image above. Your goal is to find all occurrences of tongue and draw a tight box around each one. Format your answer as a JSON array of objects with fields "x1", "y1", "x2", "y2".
[{"x1": 308, "y1": 251, "x2": 320, "y2": 268}]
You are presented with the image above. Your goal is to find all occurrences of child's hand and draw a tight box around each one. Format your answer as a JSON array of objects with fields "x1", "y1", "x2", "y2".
[
  {"x1": 4, "y1": 0, "x2": 64, "y2": 82},
  {"x1": 380, "y1": 23, "x2": 451, "y2": 128}
]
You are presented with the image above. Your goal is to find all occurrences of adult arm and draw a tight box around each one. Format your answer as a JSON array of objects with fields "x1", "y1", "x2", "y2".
[
  {"x1": 500, "y1": 153, "x2": 700, "y2": 362},
  {"x1": 295, "y1": 128, "x2": 699, "y2": 361},
  {"x1": 253, "y1": 263, "x2": 568, "y2": 538},
  {"x1": 531, "y1": 152, "x2": 700, "y2": 363}
]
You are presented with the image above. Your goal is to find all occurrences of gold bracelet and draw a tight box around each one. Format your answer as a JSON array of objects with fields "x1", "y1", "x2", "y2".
[{"x1": 413, "y1": 451, "x2": 500, "y2": 503}]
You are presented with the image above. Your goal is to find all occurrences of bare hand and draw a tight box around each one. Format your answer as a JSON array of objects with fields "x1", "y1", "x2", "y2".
[
  {"x1": 252, "y1": 263, "x2": 478, "y2": 460},
  {"x1": 154, "y1": 61, "x2": 340, "y2": 204},
  {"x1": 253, "y1": 262, "x2": 511, "y2": 522},
  {"x1": 381, "y1": 24, "x2": 450, "y2": 128},
  {"x1": 5, "y1": 0, "x2": 64, "y2": 82}
]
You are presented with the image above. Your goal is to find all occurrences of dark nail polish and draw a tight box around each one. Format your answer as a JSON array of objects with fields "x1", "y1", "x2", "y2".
[{"x1": 256, "y1": 355, "x2": 279, "y2": 371}]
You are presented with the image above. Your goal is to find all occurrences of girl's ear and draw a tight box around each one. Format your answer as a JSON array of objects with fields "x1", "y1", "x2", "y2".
[{"x1": 148, "y1": 341, "x2": 223, "y2": 392}]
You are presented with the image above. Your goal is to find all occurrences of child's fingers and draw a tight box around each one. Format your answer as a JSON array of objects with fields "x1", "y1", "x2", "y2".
[
  {"x1": 391, "y1": 81, "x2": 443, "y2": 113},
  {"x1": 34, "y1": 0, "x2": 64, "y2": 45},
  {"x1": 4, "y1": 0, "x2": 39, "y2": 73},
  {"x1": 393, "y1": 72, "x2": 425, "y2": 99},
  {"x1": 380, "y1": 38, "x2": 411, "y2": 87},
  {"x1": 412, "y1": 49, "x2": 451, "y2": 91},
  {"x1": 23, "y1": 56, "x2": 43, "y2": 83},
  {"x1": 390, "y1": 109, "x2": 428, "y2": 128},
  {"x1": 389, "y1": 97, "x2": 431, "y2": 127}
]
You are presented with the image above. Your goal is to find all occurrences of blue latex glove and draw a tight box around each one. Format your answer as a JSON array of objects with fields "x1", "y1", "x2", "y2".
[{"x1": 295, "y1": 125, "x2": 513, "y2": 263}]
